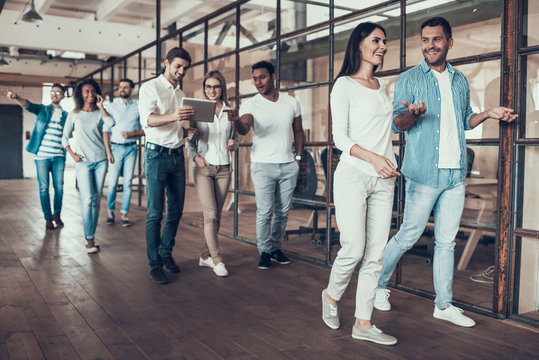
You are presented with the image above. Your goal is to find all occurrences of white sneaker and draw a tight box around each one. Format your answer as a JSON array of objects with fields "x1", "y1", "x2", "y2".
[
  {"x1": 433, "y1": 305, "x2": 476, "y2": 327},
  {"x1": 199, "y1": 257, "x2": 214, "y2": 268},
  {"x1": 213, "y1": 262, "x2": 229, "y2": 277},
  {"x1": 374, "y1": 289, "x2": 391, "y2": 311}
]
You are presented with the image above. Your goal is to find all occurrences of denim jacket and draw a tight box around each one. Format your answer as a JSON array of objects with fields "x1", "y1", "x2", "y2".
[
  {"x1": 25, "y1": 101, "x2": 68, "y2": 154},
  {"x1": 392, "y1": 60, "x2": 474, "y2": 187}
]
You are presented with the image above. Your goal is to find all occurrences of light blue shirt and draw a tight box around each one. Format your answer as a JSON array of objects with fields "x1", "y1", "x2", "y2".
[
  {"x1": 392, "y1": 60, "x2": 474, "y2": 187},
  {"x1": 103, "y1": 98, "x2": 141, "y2": 144}
]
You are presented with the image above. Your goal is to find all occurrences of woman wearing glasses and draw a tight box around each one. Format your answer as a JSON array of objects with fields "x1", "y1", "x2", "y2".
[
  {"x1": 62, "y1": 79, "x2": 115, "y2": 254},
  {"x1": 186, "y1": 70, "x2": 238, "y2": 277}
]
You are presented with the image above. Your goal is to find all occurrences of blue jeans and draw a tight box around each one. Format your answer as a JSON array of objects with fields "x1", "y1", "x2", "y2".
[
  {"x1": 75, "y1": 160, "x2": 108, "y2": 239},
  {"x1": 378, "y1": 169, "x2": 465, "y2": 309},
  {"x1": 251, "y1": 161, "x2": 299, "y2": 254},
  {"x1": 35, "y1": 157, "x2": 65, "y2": 220},
  {"x1": 144, "y1": 148, "x2": 186, "y2": 269},
  {"x1": 107, "y1": 144, "x2": 137, "y2": 214}
]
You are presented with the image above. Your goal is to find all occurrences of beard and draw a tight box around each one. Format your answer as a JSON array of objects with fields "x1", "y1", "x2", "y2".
[{"x1": 120, "y1": 92, "x2": 130, "y2": 99}]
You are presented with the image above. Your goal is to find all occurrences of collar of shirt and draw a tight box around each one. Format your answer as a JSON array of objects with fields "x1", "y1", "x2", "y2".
[{"x1": 158, "y1": 74, "x2": 180, "y2": 92}]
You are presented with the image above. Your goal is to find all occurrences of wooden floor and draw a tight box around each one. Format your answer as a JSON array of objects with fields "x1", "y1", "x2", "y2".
[{"x1": 0, "y1": 172, "x2": 538, "y2": 360}]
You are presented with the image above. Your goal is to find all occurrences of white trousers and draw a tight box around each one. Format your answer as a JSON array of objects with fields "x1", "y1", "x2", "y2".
[{"x1": 327, "y1": 160, "x2": 395, "y2": 320}]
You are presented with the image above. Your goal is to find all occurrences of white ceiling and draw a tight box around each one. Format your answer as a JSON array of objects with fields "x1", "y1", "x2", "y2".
[{"x1": 0, "y1": 0, "x2": 238, "y2": 85}]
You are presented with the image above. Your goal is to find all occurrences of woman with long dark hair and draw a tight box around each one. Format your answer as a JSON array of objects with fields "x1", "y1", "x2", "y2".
[
  {"x1": 62, "y1": 79, "x2": 114, "y2": 253},
  {"x1": 186, "y1": 70, "x2": 238, "y2": 277},
  {"x1": 321, "y1": 23, "x2": 399, "y2": 345}
]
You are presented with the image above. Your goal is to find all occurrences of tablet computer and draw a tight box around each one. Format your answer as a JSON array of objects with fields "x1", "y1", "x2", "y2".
[{"x1": 180, "y1": 97, "x2": 217, "y2": 122}]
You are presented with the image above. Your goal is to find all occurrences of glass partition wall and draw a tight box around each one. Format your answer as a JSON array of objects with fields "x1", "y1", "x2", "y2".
[{"x1": 77, "y1": 0, "x2": 536, "y2": 326}]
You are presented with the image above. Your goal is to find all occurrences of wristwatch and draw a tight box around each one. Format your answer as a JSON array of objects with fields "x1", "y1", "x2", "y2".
[{"x1": 295, "y1": 155, "x2": 302, "y2": 161}]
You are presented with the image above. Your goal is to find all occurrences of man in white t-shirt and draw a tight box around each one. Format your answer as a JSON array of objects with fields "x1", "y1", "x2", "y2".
[
  {"x1": 234, "y1": 61, "x2": 305, "y2": 270},
  {"x1": 138, "y1": 47, "x2": 195, "y2": 285}
]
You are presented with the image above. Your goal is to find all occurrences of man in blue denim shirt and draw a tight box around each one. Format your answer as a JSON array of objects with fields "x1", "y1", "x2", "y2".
[
  {"x1": 374, "y1": 17, "x2": 517, "y2": 327},
  {"x1": 7, "y1": 84, "x2": 68, "y2": 230}
]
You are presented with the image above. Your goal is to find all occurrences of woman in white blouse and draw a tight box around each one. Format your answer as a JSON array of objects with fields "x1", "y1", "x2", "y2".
[
  {"x1": 62, "y1": 79, "x2": 114, "y2": 254},
  {"x1": 321, "y1": 23, "x2": 400, "y2": 345},
  {"x1": 186, "y1": 70, "x2": 238, "y2": 277}
]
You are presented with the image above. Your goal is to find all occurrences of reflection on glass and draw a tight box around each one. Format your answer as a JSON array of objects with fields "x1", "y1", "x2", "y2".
[
  {"x1": 524, "y1": 0, "x2": 539, "y2": 47},
  {"x1": 523, "y1": 147, "x2": 539, "y2": 230},
  {"x1": 525, "y1": 54, "x2": 539, "y2": 138},
  {"x1": 405, "y1": 0, "x2": 501, "y2": 66},
  {"x1": 208, "y1": 10, "x2": 237, "y2": 58},
  {"x1": 281, "y1": 0, "x2": 329, "y2": 35},
  {"x1": 239, "y1": 44, "x2": 276, "y2": 96},
  {"x1": 280, "y1": 27, "x2": 330, "y2": 86},
  {"x1": 239, "y1": 1, "x2": 276, "y2": 47},
  {"x1": 518, "y1": 237, "x2": 539, "y2": 319}
]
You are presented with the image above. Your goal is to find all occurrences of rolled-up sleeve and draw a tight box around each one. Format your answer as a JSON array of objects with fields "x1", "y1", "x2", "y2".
[
  {"x1": 463, "y1": 78, "x2": 474, "y2": 130},
  {"x1": 138, "y1": 84, "x2": 155, "y2": 128},
  {"x1": 62, "y1": 112, "x2": 75, "y2": 148},
  {"x1": 102, "y1": 114, "x2": 115, "y2": 129},
  {"x1": 392, "y1": 75, "x2": 412, "y2": 133},
  {"x1": 330, "y1": 78, "x2": 355, "y2": 156}
]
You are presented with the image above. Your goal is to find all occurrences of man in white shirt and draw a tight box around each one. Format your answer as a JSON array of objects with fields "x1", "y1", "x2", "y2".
[
  {"x1": 138, "y1": 47, "x2": 194, "y2": 284},
  {"x1": 234, "y1": 60, "x2": 305, "y2": 270}
]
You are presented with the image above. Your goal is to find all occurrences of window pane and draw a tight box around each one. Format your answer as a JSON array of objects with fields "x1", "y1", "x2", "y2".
[
  {"x1": 287, "y1": 86, "x2": 329, "y2": 143},
  {"x1": 182, "y1": 25, "x2": 205, "y2": 64},
  {"x1": 281, "y1": 0, "x2": 329, "y2": 35},
  {"x1": 239, "y1": 44, "x2": 276, "y2": 96},
  {"x1": 280, "y1": 27, "x2": 330, "y2": 86},
  {"x1": 208, "y1": 10, "x2": 237, "y2": 59},
  {"x1": 524, "y1": 0, "x2": 539, "y2": 47},
  {"x1": 240, "y1": 1, "x2": 276, "y2": 48},
  {"x1": 523, "y1": 146, "x2": 539, "y2": 230},
  {"x1": 141, "y1": 46, "x2": 157, "y2": 82},
  {"x1": 162, "y1": 36, "x2": 180, "y2": 66},
  {"x1": 405, "y1": 0, "x2": 501, "y2": 66},
  {"x1": 125, "y1": 54, "x2": 140, "y2": 85},
  {"x1": 333, "y1": 0, "x2": 386, "y2": 17},
  {"x1": 517, "y1": 237, "x2": 539, "y2": 320},
  {"x1": 524, "y1": 54, "x2": 539, "y2": 138}
]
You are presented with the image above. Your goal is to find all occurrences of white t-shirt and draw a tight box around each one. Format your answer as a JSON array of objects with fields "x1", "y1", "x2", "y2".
[
  {"x1": 138, "y1": 74, "x2": 185, "y2": 149},
  {"x1": 239, "y1": 92, "x2": 301, "y2": 163},
  {"x1": 330, "y1": 76, "x2": 396, "y2": 177},
  {"x1": 432, "y1": 69, "x2": 461, "y2": 168}
]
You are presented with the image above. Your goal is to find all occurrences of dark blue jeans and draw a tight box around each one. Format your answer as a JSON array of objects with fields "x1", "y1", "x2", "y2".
[
  {"x1": 144, "y1": 148, "x2": 186, "y2": 269},
  {"x1": 35, "y1": 157, "x2": 65, "y2": 220}
]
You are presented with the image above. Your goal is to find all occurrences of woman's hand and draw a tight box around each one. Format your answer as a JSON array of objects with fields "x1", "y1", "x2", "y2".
[
  {"x1": 369, "y1": 154, "x2": 400, "y2": 179},
  {"x1": 96, "y1": 94, "x2": 105, "y2": 110},
  {"x1": 71, "y1": 153, "x2": 83, "y2": 163},
  {"x1": 194, "y1": 155, "x2": 209, "y2": 168},
  {"x1": 107, "y1": 152, "x2": 115, "y2": 164},
  {"x1": 225, "y1": 139, "x2": 236, "y2": 151}
]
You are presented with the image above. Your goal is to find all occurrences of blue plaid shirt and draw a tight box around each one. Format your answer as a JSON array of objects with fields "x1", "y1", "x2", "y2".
[{"x1": 392, "y1": 60, "x2": 474, "y2": 187}]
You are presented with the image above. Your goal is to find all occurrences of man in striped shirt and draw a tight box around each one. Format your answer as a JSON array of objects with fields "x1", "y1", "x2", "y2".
[{"x1": 7, "y1": 84, "x2": 68, "y2": 230}]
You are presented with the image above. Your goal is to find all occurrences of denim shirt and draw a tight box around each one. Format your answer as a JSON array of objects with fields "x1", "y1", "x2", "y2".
[
  {"x1": 25, "y1": 101, "x2": 68, "y2": 155},
  {"x1": 103, "y1": 98, "x2": 141, "y2": 144},
  {"x1": 392, "y1": 60, "x2": 474, "y2": 187}
]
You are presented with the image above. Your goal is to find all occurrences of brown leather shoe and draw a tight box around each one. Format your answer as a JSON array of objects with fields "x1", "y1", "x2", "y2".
[
  {"x1": 45, "y1": 219, "x2": 56, "y2": 230},
  {"x1": 52, "y1": 214, "x2": 64, "y2": 227}
]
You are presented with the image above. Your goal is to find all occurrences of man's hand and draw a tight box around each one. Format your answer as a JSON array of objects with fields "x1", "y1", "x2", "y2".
[
  {"x1": 402, "y1": 100, "x2": 426, "y2": 117},
  {"x1": 369, "y1": 153, "x2": 400, "y2": 179},
  {"x1": 224, "y1": 108, "x2": 239, "y2": 122},
  {"x1": 194, "y1": 155, "x2": 209, "y2": 168},
  {"x1": 107, "y1": 153, "x2": 115, "y2": 164},
  {"x1": 6, "y1": 89, "x2": 18, "y2": 100},
  {"x1": 486, "y1": 106, "x2": 518, "y2": 123},
  {"x1": 176, "y1": 105, "x2": 194, "y2": 121},
  {"x1": 121, "y1": 131, "x2": 131, "y2": 139},
  {"x1": 96, "y1": 94, "x2": 105, "y2": 110},
  {"x1": 225, "y1": 139, "x2": 235, "y2": 151}
]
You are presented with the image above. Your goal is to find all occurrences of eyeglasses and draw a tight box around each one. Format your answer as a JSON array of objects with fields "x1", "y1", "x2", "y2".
[
  {"x1": 50, "y1": 91, "x2": 63, "y2": 95},
  {"x1": 205, "y1": 85, "x2": 222, "y2": 90}
]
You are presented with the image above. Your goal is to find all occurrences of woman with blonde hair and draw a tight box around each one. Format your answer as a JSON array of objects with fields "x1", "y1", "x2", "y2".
[{"x1": 186, "y1": 70, "x2": 238, "y2": 276}]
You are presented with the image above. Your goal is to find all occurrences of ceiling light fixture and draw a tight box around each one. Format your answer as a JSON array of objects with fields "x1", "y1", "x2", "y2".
[{"x1": 21, "y1": 0, "x2": 44, "y2": 23}]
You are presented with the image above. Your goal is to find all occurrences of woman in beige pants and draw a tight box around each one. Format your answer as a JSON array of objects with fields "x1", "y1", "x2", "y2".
[{"x1": 186, "y1": 70, "x2": 238, "y2": 277}]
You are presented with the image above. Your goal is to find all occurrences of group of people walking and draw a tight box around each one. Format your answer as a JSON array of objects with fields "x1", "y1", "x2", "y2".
[{"x1": 8, "y1": 16, "x2": 517, "y2": 346}]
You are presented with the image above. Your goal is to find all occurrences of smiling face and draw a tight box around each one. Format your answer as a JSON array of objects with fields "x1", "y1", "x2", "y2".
[
  {"x1": 204, "y1": 77, "x2": 223, "y2": 101},
  {"x1": 164, "y1": 57, "x2": 190, "y2": 85},
  {"x1": 50, "y1": 86, "x2": 64, "y2": 105},
  {"x1": 421, "y1": 25, "x2": 453, "y2": 69},
  {"x1": 252, "y1": 68, "x2": 275, "y2": 96},
  {"x1": 359, "y1": 27, "x2": 387, "y2": 68},
  {"x1": 118, "y1": 81, "x2": 133, "y2": 99},
  {"x1": 81, "y1": 84, "x2": 96, "y2": 105}
]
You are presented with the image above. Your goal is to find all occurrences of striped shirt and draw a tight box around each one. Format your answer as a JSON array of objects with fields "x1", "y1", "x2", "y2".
[
  {"x1": 35, "y1": 108, "x2": 65, "y2": 160},
  {"x1": 392, "y1": 60, "x2": 474, "y2": 187}
]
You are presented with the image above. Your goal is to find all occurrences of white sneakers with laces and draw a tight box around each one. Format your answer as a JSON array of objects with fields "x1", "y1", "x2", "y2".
[
  {"x1": 433, "y1": 305, "x2": 476, "y2": 327},
  {"x1": 374, "y1": 288, "x2": 391, "y2": 311},
  {"x1": 199, "y1": 257, "x2": 228, "y2": 277}
]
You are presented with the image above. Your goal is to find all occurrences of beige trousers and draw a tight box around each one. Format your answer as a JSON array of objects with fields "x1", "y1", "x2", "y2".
[{"x1": 194, "y1": 165, "x2": 231, "y2": 264}]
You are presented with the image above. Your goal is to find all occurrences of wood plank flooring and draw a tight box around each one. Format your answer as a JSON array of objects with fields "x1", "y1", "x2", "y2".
[{"x1": 0, "y1": 171, "x2": 537, "y2": 360}]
